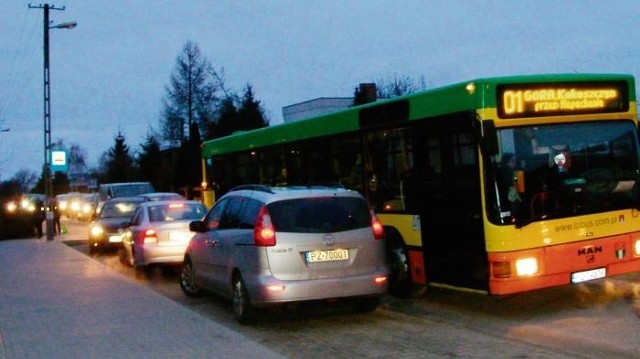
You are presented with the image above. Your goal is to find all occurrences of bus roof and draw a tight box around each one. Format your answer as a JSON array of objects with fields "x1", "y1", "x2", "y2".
[{"x1": 202, "y1": 73, "x2": 635, "y2": 158}]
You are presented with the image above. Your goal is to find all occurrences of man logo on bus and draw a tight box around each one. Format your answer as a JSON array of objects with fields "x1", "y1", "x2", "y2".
[{"x1": 578, "y1": 246, "x2": 602, "y2": 256}]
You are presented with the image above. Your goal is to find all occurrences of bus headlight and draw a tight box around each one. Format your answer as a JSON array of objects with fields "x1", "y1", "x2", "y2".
[
  {"x1": 515, "y1": 257, "x2": 539, "y2": 276},
  {"x1": 634, "y1": 238, "x2": 640, "y2": 256}
]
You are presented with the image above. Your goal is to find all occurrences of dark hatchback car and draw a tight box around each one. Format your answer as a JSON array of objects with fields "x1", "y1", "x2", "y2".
[{"x1": 88, "y1": 196, "x2": 145, "y2": 254}]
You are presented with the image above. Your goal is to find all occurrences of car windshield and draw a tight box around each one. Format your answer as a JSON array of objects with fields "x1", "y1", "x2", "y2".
[
  {"x1": 100, "y1": 201, "x2": 140, "y2": 219},
  {"x1": 268, "y1": 196, "x2": 371, "y2": 233},
  {"x1": 147, "y1": 202, "x2": 207, "y2": 222},
  {"x1": 486, "y1": 120, "x2": 640, "y2": 226}
]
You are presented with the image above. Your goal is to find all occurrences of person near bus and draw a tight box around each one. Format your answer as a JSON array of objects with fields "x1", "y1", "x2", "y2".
[
  {"x1": 52, "y1": 197, "x2": 62, "y2": 235},
  {"x1": 33, "y1": 200, "x2": 45, "y2": 238},
  {"x1": 499, "y1": 153, "x2": 521, "y2": 202}
]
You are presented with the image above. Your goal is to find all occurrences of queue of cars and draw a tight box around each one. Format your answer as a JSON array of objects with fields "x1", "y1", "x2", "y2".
[
  {"x1": 56, "y1": 192, "x2": 99, "y2": 221},
  {"x1": 81, "y1": 184, "x2": 389, "y2": 324}
]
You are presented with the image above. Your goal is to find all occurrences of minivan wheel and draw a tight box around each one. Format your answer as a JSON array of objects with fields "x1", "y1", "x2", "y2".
[
  {"x1": 386, "y1": 239, "x2": 413, "y2": 297},
  {"x1": 179, "y1": 260, "x2": 201, "y2": 297},
  {"x1": 351, "y1": 296, "x2": 380, "y2": 313},
  {"x1": 232, "y1": 274, "x2": 254, "y2": 324}
]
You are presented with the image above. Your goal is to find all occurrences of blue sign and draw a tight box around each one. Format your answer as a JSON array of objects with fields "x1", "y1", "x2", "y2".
[{"x1": 51, "y1": 149, "x2": 68, "y2": 172}]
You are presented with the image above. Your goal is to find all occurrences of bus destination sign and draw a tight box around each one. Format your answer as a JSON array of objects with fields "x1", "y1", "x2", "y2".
[{"x1": 497, "y1": 81, "x2": 628, "y2": 119}]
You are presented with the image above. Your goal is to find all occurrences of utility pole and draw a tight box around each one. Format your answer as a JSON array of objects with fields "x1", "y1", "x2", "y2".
[{"x1": 28, "y1": 3, "x2": 74, "y2": 241}]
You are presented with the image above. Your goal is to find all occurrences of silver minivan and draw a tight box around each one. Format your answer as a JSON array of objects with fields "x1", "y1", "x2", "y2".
[{"x1": 179, "y1": 185, "x2": 389, "y2": 324}]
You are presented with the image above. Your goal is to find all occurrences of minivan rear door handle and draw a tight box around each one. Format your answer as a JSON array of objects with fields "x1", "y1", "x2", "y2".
[{"x1": 205, "y1": 238, "x2": 219, "y2": 247}]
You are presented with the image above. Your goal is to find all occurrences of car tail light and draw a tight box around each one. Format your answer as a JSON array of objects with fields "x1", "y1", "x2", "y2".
[
  {"x1": 254, "y1": 206, "x2": 276, "y2": 246},
  {"x1": 370, "y1": 209, "x2": 384, "y2": 240},
  {"x1": 142, "y1": 229, "x2": 158, "y2": 244}
]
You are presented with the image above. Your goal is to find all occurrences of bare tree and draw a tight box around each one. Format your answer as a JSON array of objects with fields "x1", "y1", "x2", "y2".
[
  {"x1": 11, "y1": 169, "x2": 37, "y2": 193},
  {"x1": 376, "y1": 74, "x2": 429, "y2": 99},
  {"x1": 161, "y1": 41, "x2": 225, "y2": 145}
]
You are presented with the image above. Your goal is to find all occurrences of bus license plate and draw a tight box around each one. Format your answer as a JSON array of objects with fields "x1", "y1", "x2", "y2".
[
  {"x1": 306, "y1": 249, "x2": 349, "y2": 263},
  {"x1": 571, "y1": 268, "x2": 606, "y2": 283}
]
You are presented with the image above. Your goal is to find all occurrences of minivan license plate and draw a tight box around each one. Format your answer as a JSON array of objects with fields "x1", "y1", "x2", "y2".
[{"x1": 306, "y1": 249, "x2": 349, "y2": 263}]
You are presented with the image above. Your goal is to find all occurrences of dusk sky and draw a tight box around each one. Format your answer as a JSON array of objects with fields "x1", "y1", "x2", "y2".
[{"x1": 1, "y1": 0, "x2": 639, "y2": 181}]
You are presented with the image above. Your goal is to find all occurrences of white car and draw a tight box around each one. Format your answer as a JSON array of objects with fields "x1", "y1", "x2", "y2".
[{"x1": 120, "y1": 200, "x2": 207, "y2": 268}]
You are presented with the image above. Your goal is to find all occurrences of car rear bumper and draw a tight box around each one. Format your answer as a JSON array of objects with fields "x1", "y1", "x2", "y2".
[
  {"x1": 138, "y1": 243, "x2": 188, "y2": 265},
  {"x1": 245, "y1": 269, "x2": 389, "y2": 305}
]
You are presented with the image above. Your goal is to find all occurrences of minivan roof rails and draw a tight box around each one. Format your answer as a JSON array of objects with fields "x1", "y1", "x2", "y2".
[{"x1": 230, "y1": 184, "x2": 274, "y2": 193}]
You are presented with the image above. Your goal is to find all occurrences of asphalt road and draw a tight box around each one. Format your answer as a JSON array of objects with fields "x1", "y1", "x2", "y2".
[{"x1": 64, "y1": 218, "x2": 640, "y2": 358}]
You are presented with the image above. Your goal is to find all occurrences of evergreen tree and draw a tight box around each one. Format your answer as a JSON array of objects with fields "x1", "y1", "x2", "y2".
[
  {"x1": 213, "y1": 96, "x2": 239, "y2": 139},
  {"x1": 33, "y1": 167, "x2": 62, "y2": 195},
  {"x1": 104, "y1": 132, "x2": 135, "y2": 183},
  {"x1": 237, "y1": 84, "x2": 268, "y2": 131},
  {"x1": 52, "y1": 172, "x2": 70, "y2": 195},
  {"x1": 137, "y1": 133, "x2": 167, "y2": 190}
]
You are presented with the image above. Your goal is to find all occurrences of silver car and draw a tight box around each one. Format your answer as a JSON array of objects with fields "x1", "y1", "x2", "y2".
[
  {"x1": 179, "y1": 185, "x2": 389, "y2": 324},
  {"x1": 120, "y1": 200, "x2": 207, "y2": 269}
]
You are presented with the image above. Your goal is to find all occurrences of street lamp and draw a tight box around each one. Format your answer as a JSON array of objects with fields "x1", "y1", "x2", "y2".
[
  {"x1": 52, "y1": 22, "x2": 77, "y2": 30},
  {"x1": 29, "y1": 3, "x2": 76, "y2": 241}
]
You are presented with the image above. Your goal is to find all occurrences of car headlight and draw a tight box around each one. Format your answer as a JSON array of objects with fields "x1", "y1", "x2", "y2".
[
  {"x1": 5, "y1": 201, "x2": 17, "y2": 213},
  {"x1": 90, "y1": 225, "x2": 104, "y2": 237}
]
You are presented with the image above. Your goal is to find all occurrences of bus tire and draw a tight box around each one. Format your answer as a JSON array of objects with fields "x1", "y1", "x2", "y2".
[{"x1": 385, "y1": 230, "x2": 426, "y2": 298}]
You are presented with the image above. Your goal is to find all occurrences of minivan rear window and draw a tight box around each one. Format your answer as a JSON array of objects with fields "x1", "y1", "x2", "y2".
[{"x1": 268, "y1": 197, "x2": 370, "y2": 233}]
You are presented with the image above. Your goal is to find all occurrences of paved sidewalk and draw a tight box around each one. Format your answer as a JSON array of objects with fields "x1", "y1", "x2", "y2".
[{"x1": 0, "y1": 239, "x2": 286, "y2": 359}]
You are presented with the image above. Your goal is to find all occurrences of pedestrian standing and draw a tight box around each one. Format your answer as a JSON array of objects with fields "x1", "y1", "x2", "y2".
[
  {"x1": 33, "y1": 200, "x2": 45, "y2": 238},
  {"x1": 52, "y1": 197, "x2": 61, "y2": 235}
]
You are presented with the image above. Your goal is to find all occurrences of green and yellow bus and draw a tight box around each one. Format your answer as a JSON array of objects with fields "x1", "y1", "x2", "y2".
[{"x1": 200, "y1": 73, "x2": 640, "y2": 297}]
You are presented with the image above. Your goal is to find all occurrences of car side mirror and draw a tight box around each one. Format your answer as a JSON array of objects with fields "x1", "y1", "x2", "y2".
[{"x1": 189, "y1": 220, "x2": 207, "y2": 233}]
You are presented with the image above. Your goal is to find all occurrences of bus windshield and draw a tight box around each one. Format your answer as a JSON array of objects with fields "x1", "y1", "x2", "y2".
[{"x1": 488, "y1": 120, "x2": 640, "y2": 226}]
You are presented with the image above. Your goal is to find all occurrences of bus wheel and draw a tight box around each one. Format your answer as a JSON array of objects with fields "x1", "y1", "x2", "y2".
[{"x1": 386, "y1": 232, "x2": 426, "y2": 298}]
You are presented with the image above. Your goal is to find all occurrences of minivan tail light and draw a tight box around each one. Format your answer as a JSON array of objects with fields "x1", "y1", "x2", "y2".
[
  {"x1": 254, "y1": 206, "x2": 276, "y2": 246},
  {"x1": 370, "y1": 210, "x2": 384, "y2": 240}
]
